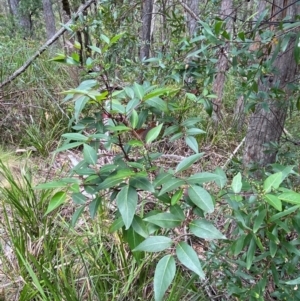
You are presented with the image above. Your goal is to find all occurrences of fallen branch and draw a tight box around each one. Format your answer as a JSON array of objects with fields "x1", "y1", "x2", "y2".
[
  {"x1": 0, "y1": 0, "x2": 96, "y2": 89},
  {"x1": 222, "y1": 137, "x2": 245, "y2": 170}
]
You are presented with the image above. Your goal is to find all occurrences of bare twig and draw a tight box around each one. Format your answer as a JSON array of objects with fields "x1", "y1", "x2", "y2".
[
  {"x1": 222, "y1": 137, "x2": 245, "y2": 170},
  {"x1": 0, "y1": 0, "x2": 96, "y2": 89},
  {"x1": 160, "y1": 154, "x2": 187, "y2": 161}
]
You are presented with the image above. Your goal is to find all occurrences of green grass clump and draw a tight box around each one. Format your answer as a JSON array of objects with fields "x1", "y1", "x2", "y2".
[
  {"x1": 0, "y1": 37, "x2": 75, "y2": 149},
  {"x1": 0, "y1": 159, "x2": 206, "y2": 300}
]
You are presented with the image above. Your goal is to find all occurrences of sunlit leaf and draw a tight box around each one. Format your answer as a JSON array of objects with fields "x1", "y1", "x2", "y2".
[
  {"x1": 189, "y1": 219, "x2": 226, "y2": 240},
  {"x1": 61, "y1": 133, "x2": 88, "y2": 141},
  {"x1": 186, "y1": 128, "x2": 206, "y2": 135},
  {"x1": 45, "y1": 192, "x2": 66, "y2": 215},
  {"x1": 100, "y1": 33, "x2": 110, "y2": 44},
  {"x1": 146, "y1": 97, "x2": 168, "y2": 112},
  {"x1": 188, "y1": 185, "x2": 214, "y2": 213},
  {"x1": 285, "y1": 277, "x2": 300, "y2": 285},
  {"x1": 144, "y1": 213, "x2": 181, "y2": 228},
  {"x1": 55, "y1": 142, "x2": 83, "y2": 153},
  {"x1": 263, "y1": 172, "x2": 282, "y2": 193},
  {"x1": 74, "y1": 95, "x2": 89, "y2": 122},
  {"x1": 133, "y1": 236, "x2": 173, "y2": 252},
  {"x1": 83, "y1": 144, "x2": 98, "y2": 165},
  {"x1": 185, "y1": 136, "x2": 198, "y2": 153},
  {"x1": 171, "y1": 189, "x2": 183, "y2": 206},
  {"x1": 133, "y1": 82, "x2": 145, "y2": 100},
  {"x1": 158, "y1": 178, "x2": 185, "y2": 196},
  {"x1": 110, "y1": 32, "x2": 125, "y2": 44},
  {"x1": 269, "y1": 205, "x2": 300, "y2": 222},
  {"x1": 132, "y1": 215, "x2": 149, "y2": 238},
  {"x1": 176, "y1": 242, "x2": 205, "y2": 279},
  {"x1": 231, "y1": 172, "x2": 242, "y2": 193},
  {"x1": 175, "y1": 153, "x2": 204, "y2": 173},
  {"x1": 246, "y1": 237, "x2": 256, "y2": 270},
  {"x1": 278, "y1": 192, "x2": 300, "y2": 205},
  {"x1": 154, "y1": 255, "x2": 176, "y2": 301},
  {"x1": 187, "y1": 172, "x2": 223, "y2": 185},
  {"x1": 130, "y1": 109, "x2": 139, "y2": 129},
  {"x1": 214, "y1": 167, "x2": 227, "y2": 188},
  {"x1": 145, "y1": 123, "x2": 164, "y2": 144},
  {"x1": 116, "y1": 186, "x2": 138, "y2": 229},
  {"x1": 264, "y1": 194, "x2": 282, "y2": 211},
  {"x1": 107, "y1": 125, "x2": 131, "y2": 132}
]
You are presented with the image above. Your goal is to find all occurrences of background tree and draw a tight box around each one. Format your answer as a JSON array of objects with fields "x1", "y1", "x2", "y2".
[
  {"x1": 140, "y1": 0, "x2": 153, "y2": 61},
  {"x1": 8, "y1": 0, "x2": 32, "y2": 34},
  {"x1": 211, "y1": 0, "x2": 233, "y2": 123},
  {"x1": 42, "y1": 0, "x2": 56, "y2": 40},
  {"x1": 233, "y1": 0, "x2": 266, "y2": 129},
  {"x1": 185, "y1": 0, "x2": 199, "y2": 37},
  {"x1": 243, "y1": 0, "x2": 300, "y2": 168}
]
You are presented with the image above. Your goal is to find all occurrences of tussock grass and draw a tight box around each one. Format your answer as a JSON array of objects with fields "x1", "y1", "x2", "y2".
[
  {"x1": 0, "y1": 37, "x2": 75, "y2": 150},
  {"x1": 0, "y1": 158, "x2": 204, "y2": 300}
]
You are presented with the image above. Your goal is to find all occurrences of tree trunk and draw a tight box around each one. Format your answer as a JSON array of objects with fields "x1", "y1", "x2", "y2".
[
  {"x1": 150, "y1": 0, "x2": 157, "y2": 44},
  {"x1": 140, "y1": 0, "x2": 153, "y2": 60},
  {"x1": 42, "y1": 0, "x2": 56, "y2": 40},
  {"x1": 160, "y1": 0, "x2": 168, "y2": 53},
  {"x1": 2, "y1": 0, "x2": 9, "y2": 15},
  {"x1": 233, "y1": 0, "x2": 266, "y2": 130},
  {"x1": 9, "y1": 0, "x2": 32, "y2": 35},
  {"x1": 186, "y1": 0, "x2": 199, "y2": 37},
  {"x1": 243, "y1": 0, "x2": 299, "y2": 168},
  {"x1": 211, "y1": 0, "x2": 233, "y2": 124},
  {"x1": 7, "y1": 0, "x2": 13, "y2": 15}
]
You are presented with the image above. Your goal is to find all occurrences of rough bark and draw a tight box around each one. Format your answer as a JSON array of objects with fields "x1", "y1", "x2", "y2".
[
  {"x1": 212, "y1": 0, "x2": 233, "y2": 123},
  {"x1": 243, "y1": 0, "x2": 299, "y2": 168},
  {"x1": 140, "y1": 0, "x2": 153, "y2": 60},
  {"x1": 42, "y1": 0, "x2": 56, "y2": 40},
  {"x1": 185, "y1": 0, "x2": 199, "y2": 37}
]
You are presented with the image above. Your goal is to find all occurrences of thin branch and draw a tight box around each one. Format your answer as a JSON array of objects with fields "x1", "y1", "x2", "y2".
[
  {"x1": 0, "y1": 0, "x2": 96, "y2": 89},
  {"x1": 222, "y1": 137, "x2": 245, "y2": 170},
  {"x1": 178, "y1": 0, "x2": 200, "y2": 21}
]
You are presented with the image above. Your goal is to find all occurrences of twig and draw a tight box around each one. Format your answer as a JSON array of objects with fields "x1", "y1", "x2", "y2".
[
  {"x1": 222, "y1": 137, "x2": 245, "y2": 170},
  {"x1": 178, "y1": 0, "x2": 200, "y2": 21},
  {"x1": 0, "y1": 0, "x2": 96, "y2": 89},
  {"x1": 160, "y1": 154, "x2": 187, "y2": 161}
]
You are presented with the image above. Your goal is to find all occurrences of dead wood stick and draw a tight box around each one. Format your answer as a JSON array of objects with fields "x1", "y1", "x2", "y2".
[{"x1": 0, "y1": 0, "x2": 96, "y2": 89}]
